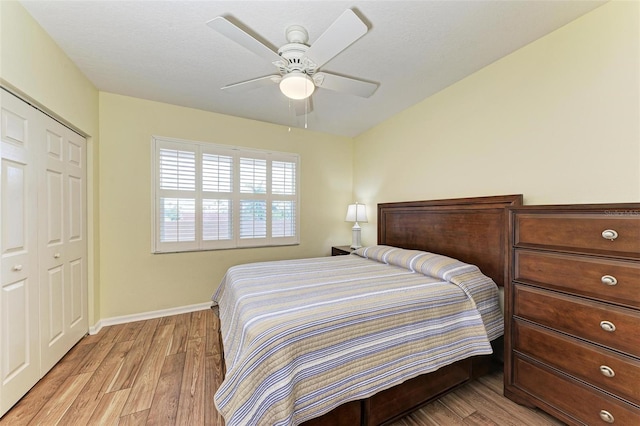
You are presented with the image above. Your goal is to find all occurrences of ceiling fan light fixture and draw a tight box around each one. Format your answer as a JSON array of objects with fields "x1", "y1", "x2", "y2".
[{"x1": 279, "y1": 72, "x2": 315, "y2": 100}]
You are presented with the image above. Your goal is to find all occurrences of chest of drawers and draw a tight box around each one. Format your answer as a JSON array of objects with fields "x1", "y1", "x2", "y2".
[{"x1": 504, "y1": 204, "x2": 640, "y2": 425}]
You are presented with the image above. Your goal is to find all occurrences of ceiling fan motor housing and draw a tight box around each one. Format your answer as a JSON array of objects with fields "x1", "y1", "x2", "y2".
[{"x1": 277, "y1": 42, "x2": 317, "y2": 76}]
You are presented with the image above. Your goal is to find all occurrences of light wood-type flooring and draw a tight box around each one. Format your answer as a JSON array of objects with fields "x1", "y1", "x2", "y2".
[{"x1": 0, "y1": 309, "x2": 564, "y2": 425}]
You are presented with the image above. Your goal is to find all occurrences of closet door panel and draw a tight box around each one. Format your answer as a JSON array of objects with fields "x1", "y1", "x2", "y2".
[
  {"x1": 63, "y1": 130, "x2": 87, "y2": 344},
  {"x1": 69, "y1": 176, "x2": 82, "y2": 241},
  {"x1": 69, "y1": 259, "x2": 83, "y2": 326},
  {"x1": 67, "y1": 156, "x2": 85, "y2": 331},
  {"x1": 0, "y1": 91, "x2": 40, "y2": 416},
  {"x1": 2, "y1": 279, "x2": 31, "y2": 371},
  {"x1": 39, "y1": 125, "x2": 69, "y2": 371},
  {"x1": 44, "y1": 265, "x2": 64, "y2": 344},
  {"x1": 45, "y1": 172, "x2": 63, "y2": 245},
  {"x1": 39, "y1": 117, "x2": 87, "y2": 373},
  {"x1": 2, "y1": 161, "x2": 27, "y2": 253}
]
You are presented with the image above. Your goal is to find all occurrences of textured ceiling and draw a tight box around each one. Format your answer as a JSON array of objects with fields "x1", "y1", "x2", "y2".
[{"x1": 20, "y1": 1, "x2": 606, "y2": 137}]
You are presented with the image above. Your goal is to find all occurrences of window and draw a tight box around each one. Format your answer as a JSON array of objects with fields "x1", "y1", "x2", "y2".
[{"x1": 152, "y1": 136, "x2": 299, "y2": 253}]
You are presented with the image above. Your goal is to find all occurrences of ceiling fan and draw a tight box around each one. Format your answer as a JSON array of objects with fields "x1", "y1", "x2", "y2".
[{"x1": 206, "y1": 9, "x2": 378, "y2": 113}]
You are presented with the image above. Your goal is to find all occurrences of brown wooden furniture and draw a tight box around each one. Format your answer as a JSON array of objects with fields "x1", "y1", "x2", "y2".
[
  {"x1": 504, "y1": 204, "x2": 640, "y2": 425},
  {"x1": 331, "y1": 245, "x2": 355, "y2": 256},
  {"x1": 299, "y1": 194, "x2": 522, "y2": 425}
]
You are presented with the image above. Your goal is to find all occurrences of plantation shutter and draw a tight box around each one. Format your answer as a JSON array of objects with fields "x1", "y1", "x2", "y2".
[
  {"x1": 271, "y1": 160, "x2": 297, "y2": 239},
  {"x1": 238, "y1": 156, "x2": 267, "y2": 244},
  {"x1": 156, "y1": 143, "x2": 198, "y2": 251},
  {"x1": 201, "y1": 148, "x2": 234, "y2": 249},
  {"x1": 152, "y1": 137, "x2": 299, "y2": 253}
]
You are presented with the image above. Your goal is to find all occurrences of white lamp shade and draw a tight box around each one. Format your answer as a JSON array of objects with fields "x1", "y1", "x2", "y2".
[
  {"x1": 279, "y1": 72, "x2": 315, "y2": 100},
  {"x1": 345, "y1": 203, "x2": 368, "y2": 223}
]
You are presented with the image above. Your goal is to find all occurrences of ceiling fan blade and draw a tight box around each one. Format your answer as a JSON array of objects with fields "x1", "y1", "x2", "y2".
[
  {"x1": 304, "y1": 9, "x2": 367, "y2": 69},
  {"x1": 221, "y1": 75, "x2": 281, "y2": 93},
  {"x1": 314, "y1": 72, "x2": 378, "y2": 98},
  {"x1": 207, "y1": 17, "x2": 282, "y2": 64},
  {"x1": 293, "y1": 97, "x2": 314, "y2": 116}
]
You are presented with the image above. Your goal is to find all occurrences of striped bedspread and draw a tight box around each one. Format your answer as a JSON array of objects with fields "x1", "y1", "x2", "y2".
[{"x1": 212, "y1": 246, "x2": 503, "y2": 426}]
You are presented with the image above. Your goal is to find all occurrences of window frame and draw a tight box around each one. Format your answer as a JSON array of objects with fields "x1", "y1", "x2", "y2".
[{"x1": 151, "y1": 136, "x2": 300, "y2": 253}]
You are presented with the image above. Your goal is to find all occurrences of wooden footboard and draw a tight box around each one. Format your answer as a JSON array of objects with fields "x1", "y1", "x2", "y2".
[
  {"x1": 212, "y1": 305, "x2": 226, "y2": 379},
  {"x1": 302, "y1": 356, "x2": 493, "y2": 426}
]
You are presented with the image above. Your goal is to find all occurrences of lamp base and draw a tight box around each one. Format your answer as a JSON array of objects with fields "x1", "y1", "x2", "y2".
[{"x1": 350, "y1": 225, "x2": 362, "y2": 249}]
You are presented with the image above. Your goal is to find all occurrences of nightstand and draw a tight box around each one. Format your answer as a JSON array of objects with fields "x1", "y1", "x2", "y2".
[{"x1": 331, "y1": 245, "x2": 355, "y2": 256}]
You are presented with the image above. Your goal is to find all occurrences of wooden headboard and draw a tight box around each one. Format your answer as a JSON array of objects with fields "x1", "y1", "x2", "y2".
[{"x1": 378, "y1": 194, "x2": 523, "y2": 287}]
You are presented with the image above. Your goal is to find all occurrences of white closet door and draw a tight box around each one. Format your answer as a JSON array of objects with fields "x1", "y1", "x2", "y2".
[
  {"x1": 0, "y1": 90, "x2": 88, "y2": 416},
  {"x1": 38, "y1": 113, "x2": 87, "y2": 373},
  {"x1": 0, "y1": 91, "x2": 40, "y2": 415}
]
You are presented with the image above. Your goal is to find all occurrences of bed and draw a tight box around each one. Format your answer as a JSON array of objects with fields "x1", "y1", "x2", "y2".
[{"x1": 212, "y1": 194, "x2": 523, "y2": 425}]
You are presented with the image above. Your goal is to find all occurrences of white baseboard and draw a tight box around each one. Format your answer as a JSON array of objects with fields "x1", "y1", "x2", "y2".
[{"x1": 89, "y1": 301, "x2": 214, "y2": 335}]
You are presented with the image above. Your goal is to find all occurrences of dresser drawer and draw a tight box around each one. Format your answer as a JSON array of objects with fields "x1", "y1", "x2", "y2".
[
  {"x1": 513, "y1": 213, "x2": 640, "y2": 258},
  {"x1": 513, "y1": 285, "x2": 640, "y2": 357},
  {"x1": 514, "y1": 356, "x2": 640, "y2": 425},
  {"x1": 514, "y1": 320, "x2": 640, "y2": 405},
  {"x1": 514, "y1": 250, "x2": 640, "y2": 308}
]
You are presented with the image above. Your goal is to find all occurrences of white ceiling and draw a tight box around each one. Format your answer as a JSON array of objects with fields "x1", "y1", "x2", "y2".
[{"x1": 20, "y1": 0, "x2": 606, "y2": 137}]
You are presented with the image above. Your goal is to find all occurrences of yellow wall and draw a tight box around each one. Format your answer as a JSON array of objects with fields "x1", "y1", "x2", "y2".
[
  {"x1": 4, "y1": 0, "x2": 640, "y2": 321},
  {"x1": 99, "y1": 93, "x2": 352, "y2": 317},
  {"x1": 0, "y1": 1, "x2": 101, "y2": 323},
  {"x1": 354, "y1": 0, "x2": 640, "y2": 246}
]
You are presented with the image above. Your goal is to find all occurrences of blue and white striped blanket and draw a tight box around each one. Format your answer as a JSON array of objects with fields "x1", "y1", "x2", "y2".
[{"x1": 212, "y1": 246, "x2": 503, "y2": 426}]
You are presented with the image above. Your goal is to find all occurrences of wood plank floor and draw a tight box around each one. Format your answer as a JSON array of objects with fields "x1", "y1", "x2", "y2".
[{"x1": 0, "y1": 309, "x2": 564, "y2": 425}]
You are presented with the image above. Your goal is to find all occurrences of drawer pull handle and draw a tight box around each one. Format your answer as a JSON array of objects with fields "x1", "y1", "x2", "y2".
[
  {"x1": 54, "y1": 253, "x2": 61, "y2": 259},
  {"x1": 600, "y1": 321, "x2": 616, "y2": 332},
  {"x1": 599, "y1": 365, "x2": 615, "y2": 377},
  {"x1": 599, "y1": 410, "x2": 615, "y2": 423},
  {"x1": 601, "y1": 229, "x2": 618, "y2": 241},
  {"x1": 12, "y1": 264, "x2": 23, "y2": 271},
  {"x1": 601, "y1": 275, "x2": 618, "y2": 286}
]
